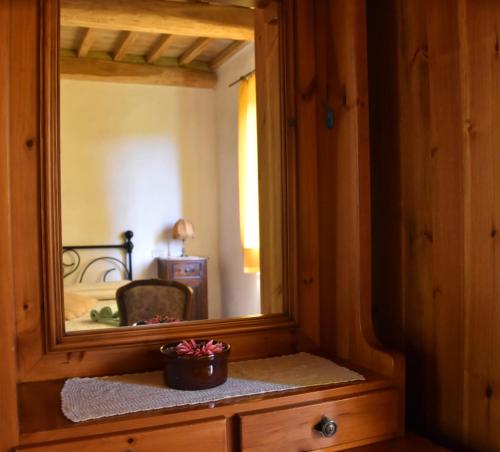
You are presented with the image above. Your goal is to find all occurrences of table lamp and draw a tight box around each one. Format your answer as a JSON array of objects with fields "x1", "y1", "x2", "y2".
[{"x1": 172, "y1": 218, "x2": 195, "y2": 257}]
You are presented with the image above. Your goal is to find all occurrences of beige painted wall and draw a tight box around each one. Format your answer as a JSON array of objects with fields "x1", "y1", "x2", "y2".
[
  {"x1": 215, "y1": 43, "x2": 261, "y2": 317},
  {"x1": 60, "y1": 80, "x2": 222, "y2": 318}
]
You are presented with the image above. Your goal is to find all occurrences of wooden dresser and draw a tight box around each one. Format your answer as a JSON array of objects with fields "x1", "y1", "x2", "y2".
[
  {"x1": 157, "y1": 257, "x2": 208, "y2": 320},
  {"x1": 16, "y1": 367, "x2": 402, "y2": 452}
]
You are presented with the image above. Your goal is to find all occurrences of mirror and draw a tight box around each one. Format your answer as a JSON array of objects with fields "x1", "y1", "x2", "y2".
[{"x1": 58, "y1": 0, "x2": 285, "y2": 334}]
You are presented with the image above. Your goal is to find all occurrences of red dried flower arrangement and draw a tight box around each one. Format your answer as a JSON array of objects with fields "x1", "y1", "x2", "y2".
[
  {"x1": 146, "y1": 314, "x2": 179, "y2": 324},
  {"x1": 135, "y1": 315, "x2": 180, "y2": 326},
  {"x1": 175, "y1": 339, "x2": 225, "y2": 357}
]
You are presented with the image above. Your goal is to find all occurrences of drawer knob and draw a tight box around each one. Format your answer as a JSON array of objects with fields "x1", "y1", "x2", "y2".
[{"x1": 314, "y1": 416, "x2": 337, "y2": 438}]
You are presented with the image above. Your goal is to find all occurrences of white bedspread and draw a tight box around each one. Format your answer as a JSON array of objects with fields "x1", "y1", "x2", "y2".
[
  {"x1": 65, "y1": 300, "x2": 119, "y2": 332},
  {"x1": 64, "y1": 280, "x2": 129, "y2": 301}
]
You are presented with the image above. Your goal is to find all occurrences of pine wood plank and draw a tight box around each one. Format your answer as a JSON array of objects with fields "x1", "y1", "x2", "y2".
[
  {"x1": 10, "y1": 0, "x2": 45, "y2": 382},
  {"x1": 370, "y1": 0, "x2": 500, "y2": 450},
  {"x1": 294, "y1": 0, "x2": 321, "y2": 350},
  {"x1": 255, "y1": 1, "x2": 283, "y2": 315},
  {"x1": 426, "y1": 0, "x2": 465, "y2": 443},
  {"x1": 461, "y1": 1, "x2": 500, "y2": 450},
  {"x1": 0, "y1": 0, "x2": 19, "y2": 450}
]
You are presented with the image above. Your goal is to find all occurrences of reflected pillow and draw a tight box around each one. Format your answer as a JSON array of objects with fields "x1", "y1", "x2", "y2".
[{"x1": 64, "y1": 291, "x2": 99, "y2": 321}]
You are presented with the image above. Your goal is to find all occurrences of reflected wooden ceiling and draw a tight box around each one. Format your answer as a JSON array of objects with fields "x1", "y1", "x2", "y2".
[{"x1": 60, "y1": 0, "x2": 255, "y2": 89}]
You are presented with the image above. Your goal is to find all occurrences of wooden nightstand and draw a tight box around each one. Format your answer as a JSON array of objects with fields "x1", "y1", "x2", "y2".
[{"x1": 157, "y1": 257, "x2": 208, "y2": 320}]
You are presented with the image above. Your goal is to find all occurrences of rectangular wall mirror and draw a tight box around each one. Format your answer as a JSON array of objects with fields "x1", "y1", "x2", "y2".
[{"x1": 56, "y1": 0, "x2": 288, "y2": 336}]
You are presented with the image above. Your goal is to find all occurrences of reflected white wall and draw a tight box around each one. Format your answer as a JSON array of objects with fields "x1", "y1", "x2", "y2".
[{"x1": 60, "y1": 80, "x2": 222, "y2": 317}]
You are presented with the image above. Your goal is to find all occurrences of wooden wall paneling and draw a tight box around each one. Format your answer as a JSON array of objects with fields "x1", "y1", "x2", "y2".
[
  {"x1": 395, "y1": 0, "x2": 466, "y2": 446},
  {"x1": 10, "y1": 0, "x2": 45, "y2": 380},
  {"x1": 314, "y1": 0, "x2": 403, "y2": 383},
  {"x1": 369, "y1": 0, "x2": 500, "y2": 449},
  {"x1": 391, "y1": 0, "x2": 436, "y2": 438},
  {"x1": 425, "y1": 0, "x2": 465, "y2": 444},
  {"x1": 460, "y1": 1, "x2": 500, "y2": 450},
  {"x1": 366, "y1": 0, "x2": 403, "y2": 351},
  {"x1": 0, "y1": 0, "x2": 20, "y2": 450},
  {"x1": 294, "y1": 0, "x2": 320, "y2": 349}
]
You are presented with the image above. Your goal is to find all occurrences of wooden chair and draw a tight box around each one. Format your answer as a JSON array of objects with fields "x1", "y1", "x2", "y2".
[{"x1": 116, "y1": 279, "x2": 192, "y2": 326}]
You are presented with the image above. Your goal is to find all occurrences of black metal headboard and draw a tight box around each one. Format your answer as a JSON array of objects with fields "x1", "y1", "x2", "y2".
[{"x1": 62, "y1": 230, "x2": 134, "y2": 282}]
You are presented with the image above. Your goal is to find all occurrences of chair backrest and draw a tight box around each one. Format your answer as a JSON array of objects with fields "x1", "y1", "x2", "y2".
[{"x1": 116, "y1": 279, "x2": 192, "y2": 326}]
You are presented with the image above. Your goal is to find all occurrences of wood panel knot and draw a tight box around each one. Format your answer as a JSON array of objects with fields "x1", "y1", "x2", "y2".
[
  {"x1": 430, "y1": 146, "x2": 439, "y2": 158},
  {"x1": 491, "y1": 227, "x2": 497, "y2": 238},
  {"x1": 411, "y1": 45, "x2": 429, "y2": 65},
  {"x1": 25, "y1": 138, "x2": 35, "y2": 150},
  {"x1": 356, "y1": 97, "x2": 366, "y2": 108},
  {"x1": 495, "y1": 35, "x2": 500, "y2": 54},
  {"x1": 302, "y1": 275, "x2": 314, "y2": 286},
  {"x1": 432, "y1": 287, "x2": 441, "y2": 299},
  {"x1": 301, "y1": 78, "x2": 316, "y2": 101},
  {"x1": 465, "y1": 119, "x2": 476, "y2": 136},
  {"x1": 341, "y1": 84, "x2": 348, "y2": 107},
  {"x1": 486, "y1": 384, "x2": 494, "y2": 399},
  {"x1": 423, "y1": 230, "x2": 433, "y2": 243}
]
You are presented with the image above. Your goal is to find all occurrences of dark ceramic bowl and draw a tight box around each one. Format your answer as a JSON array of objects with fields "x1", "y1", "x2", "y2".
[{"x1": 160, "y1": 340, "x2": 231, "y2": 390}]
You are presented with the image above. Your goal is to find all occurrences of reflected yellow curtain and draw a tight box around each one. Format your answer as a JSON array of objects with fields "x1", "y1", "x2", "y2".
[{"x1": 238, "y1": 74, "x2": 260, "y2": 274}]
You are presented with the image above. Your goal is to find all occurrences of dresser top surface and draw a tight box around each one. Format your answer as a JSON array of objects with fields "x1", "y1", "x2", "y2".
[{"x1": 18, "y1": 360, "x2": 393, "y2": 446}]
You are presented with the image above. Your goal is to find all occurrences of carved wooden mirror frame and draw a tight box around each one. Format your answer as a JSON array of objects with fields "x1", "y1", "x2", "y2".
[{"x1": 40, "y1": 0, "x2": 300, "y2": 352}]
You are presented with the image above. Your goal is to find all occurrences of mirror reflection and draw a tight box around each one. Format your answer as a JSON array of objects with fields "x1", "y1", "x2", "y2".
[{"x1": 60, "y1": 0, "x2": 283, "y2": 332}]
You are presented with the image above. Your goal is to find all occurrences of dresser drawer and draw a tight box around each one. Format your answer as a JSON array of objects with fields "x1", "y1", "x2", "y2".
[
  {"x1": 17, "y1": 417, "x2": 227, "y2": 452},
  {"x1": 239, "y1": 389, "x2": 398, "y2": 452},
  {"x1": 173, "y1": 261, "x2": 202, "y2": 278}
]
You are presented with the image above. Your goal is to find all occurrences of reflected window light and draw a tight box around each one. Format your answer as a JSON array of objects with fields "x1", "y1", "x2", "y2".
[{"x1": 238, "y1": 74, "x2": 260, "y2": 274}]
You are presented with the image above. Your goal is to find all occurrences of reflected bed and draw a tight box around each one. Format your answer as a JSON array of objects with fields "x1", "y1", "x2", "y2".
[
  {"x1": 65, "y1": 281, "x2": 129, "y2": 332},
  {"x1": 62, "y1": 231, "x2": 134, "y2": 332}
]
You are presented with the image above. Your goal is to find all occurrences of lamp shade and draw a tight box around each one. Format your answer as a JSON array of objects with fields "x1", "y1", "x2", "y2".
[{"x1": 172, "y1": 219, "x2": 195, "y2": 240}]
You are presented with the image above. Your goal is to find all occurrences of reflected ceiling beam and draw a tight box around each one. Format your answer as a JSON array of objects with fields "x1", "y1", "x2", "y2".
[
  {"x1": 146, "y1": 34, "x2": 175, "y2": 64},
  {"x1": 114, "y1": 31, "x2": 138, "y2": 62},
  {"x1": 60, "y1": 56, "x2": 217, "y2": 89},
  {"x1": 210, "y1": 40, "x2": 247, "y2": 70},
  {"x1": 77, "y1": 27, "x2": 96, "y2": 58},
  {"x1": 61, "y1": 0, "x2": 255, "y2": 41},
  {"x1": 179, "y1": 38, "x2": 212, "y2": 66}
]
